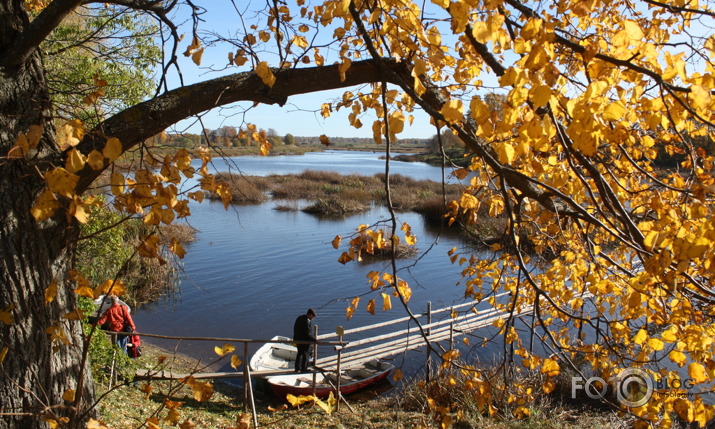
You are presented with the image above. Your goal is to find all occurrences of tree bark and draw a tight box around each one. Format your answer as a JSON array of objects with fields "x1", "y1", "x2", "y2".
[{"x1": 0, "y1": 2, "x2": 95, "y2": 428}]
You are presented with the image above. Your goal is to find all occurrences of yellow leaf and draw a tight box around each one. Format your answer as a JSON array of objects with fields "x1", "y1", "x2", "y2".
[
  {"x1": 110, "y1": 172, "x2": 125, "y2": 196},
  {"x1": 392, "y1": 368, "x2": 403, "y2": 382},
  {"x1": 260, "y1": 142, "x2": 271, "y2": 156},
  {"x1": 45, "y1": 282, "x2": 57, "y2": 305},
  {"x1": 643, "y1": 230, "x2": 659, "y2": 250},
  {"x1": 496, "y1": 142, "x2": 515, "y2": 164},
  {"x1": 633, "y1": 329, "x2": 647, "y2": 345},
  {"x1": 183, "y1": 36, "x2": 201, "y2": 56},
  {"x1": 0, "y1": 347, "x2": 7, "y2": 363},
  {"x1": 214, "y1": 343, "x2": 236, "y2": 356},
  {"x1": 286, "y1": 394, "x2": 316, "y2": 407},
  {"x1": 63, "y1": 309, "x2": 86, "y2": 320},
  {"x1": 87, "y1": 150, "x2": 105, "y2": 170},
  {"x1": 337, "y1": 251, "x2": 353, "y2": 264},
  {"x1": 541, "y1": 358, "x2": 560, "y2": 376},
  {"x1": 688, "y1": 362, "x2": 708, "y2": 384},
  {"x1": 86, "y1": 419, "x2": 109, "y2": 429},
  {"x1": 338, "y1": 57, "x2": 352, "y2": 82},
  {"x1": 183, "y1": 377, "x2": 214, "y2": 402},
  {"x1": 603, "y1": 101, "x2": 627, "y2": 121},
  {"x1": 231, "y1": 355, "x2": 242, "y2": 370},
  {"x1": 146, "y1": 417, "x2": 161, "y2": 429},
  {"x1": 57, "y1": 120, "x2": 85, "y2": 150},
  {"x1": 164, "y1": 408, "x2": 182, "y2": 425},
  {"x1": 74, "y1": 285, "x2": 97, "y2": 299},
  {"x1": 669, "y1": 350, "x2": 687, "y2": 367},
  {"x1": 674, "y1": 398, "x2": 694, "y2": 423},
  {"x1": 314, "y1": 392, "x2": 336, "y2": 414},
  {"x1": 332, "y1": 235, "x2": 341, "y2": 249},
  {"x1": 45, "y1": 168, "x2": 79, "y2": 198},
  {"x1": 382, "y1": 293, "x2": 392, "y2": 311},
  {"x1": 530, "y1": 85, "x2": 551, "y2": 107},
  {"x1": 452, "y1": 168, "x2": 469, "y2": 180},
  {"x1": 690, "y1": 84, "x2": 712, "y2": 110},
  {"x1": 319, "y1": 134, "x2": 330, "y2": 146},
  {"x1": 70, "y1": 196, "x2": 90, "y2": 224},
  {"x1": 170, "y1": 239, "x2": 186, "y2": 259},
  {"x1": 236, "y1": 413, "x2": 251, "y2": 429},
  {"x1": 65, "y1": 148, "x2": 86, "y2": 173},
  {"x1": 102, "y1": 137, "x2": 122, "y2": 162},
  {"x1": 97, "y1": 279, "x2": 126, "y2": 297},
  {"x1": 440, "y1": 100, "x2": 464, "y2": 123},
  {"x1": 10, "y1": 133, "x2": 29, "y2": 158},
  {"x1": 366, "y1": 299, "x2": 375, "y2": 315},
  {"x1": 514, "y1": 406, "x2": 531, "y2": 419},
  {"x1": 256, "y1": 61, "x2": 276, "y2": 87},
  {"x1": 26, "y1": 124, "x2": 42, "y2": 149},
  {"x1": 686, "y1": 237, "x2": 709, "y2": 259},
  {"x1": 62, "y1": 389, "x2": 76, "y2": 402},
  {"x1": 31, "y1": 189, "x2": 60, "y2": 222},
  {"x1": 647, "y1": 337, "x2": 664, "y2": 351}
]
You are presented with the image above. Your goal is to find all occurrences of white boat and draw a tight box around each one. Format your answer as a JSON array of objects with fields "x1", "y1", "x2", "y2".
[
  {"x1": 249, "y1": 335, "x2": 297, "y2": 374},
  {"x1": 267, "y1": 359, "x2": 394, "y2": 400}
]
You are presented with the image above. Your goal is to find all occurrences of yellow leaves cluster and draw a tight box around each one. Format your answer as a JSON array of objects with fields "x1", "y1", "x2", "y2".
[
  {"x1": 286, "y1": 392, "x2": 336, "y2": 414},
  {"x1": 8, "y1": 124, "x2": 42, "y2": 159},
  {"x1": 335, "y1": 223, "x2": 417, "y2": 265},
  {"x1": 183, "y1": 36, "x2": 204, "y2": 66},
  {"x1": 181, "y1": 376, "x2": 214, "y2": 402}
]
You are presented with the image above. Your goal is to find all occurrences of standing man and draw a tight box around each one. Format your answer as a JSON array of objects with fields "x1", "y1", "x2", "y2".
[{"x1": 293, "y1": 308, "x2": 317, "y2": 373}]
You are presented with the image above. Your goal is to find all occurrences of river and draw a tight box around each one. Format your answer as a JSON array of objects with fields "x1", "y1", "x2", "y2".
[{"x1": 134, "y1": 150, "x2": 499, "y2": 380}]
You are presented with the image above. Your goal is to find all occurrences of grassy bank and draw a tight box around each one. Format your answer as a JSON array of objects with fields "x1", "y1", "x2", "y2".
[
  {"x1": 95, "y1": 343, "x2": 625, "y2": 428},
  {"x1": 210, "y1": 171, "x2": 464, "y2": 217}
]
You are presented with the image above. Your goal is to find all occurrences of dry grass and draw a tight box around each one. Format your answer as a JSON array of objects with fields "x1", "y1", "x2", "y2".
[
  {"x1": 158, "y1": 224, "x2": 197, "y2": 245},
  {"x1": 95, "y1": 344, "x2": 627, "y2": 429}
]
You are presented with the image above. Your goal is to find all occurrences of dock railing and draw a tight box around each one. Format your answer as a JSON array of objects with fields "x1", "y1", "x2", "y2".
[
  {"x1": 313, "y1": 291, "x2": 520, "y2": 373},
  {"x1": 130, "y1": 292, "x2": 531, "y2": 426}
]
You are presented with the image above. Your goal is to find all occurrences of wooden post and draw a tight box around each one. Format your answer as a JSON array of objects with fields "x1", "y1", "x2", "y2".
[
  {"x1": 108, "y1": 332, "x2": 117, "y2": 388},
  {"x1": 426, "y1": 302, "x2": 432, "y2": 383},
  {"x1": 335, "y1": 326, "x2": 344, "y2": 412},
  {"x1": 312, "y1": 324, "x2": 318, "y2": 397},
  {"x1": 243, "y1": 342, "x2": 249, "y2": 413},
  {"x1": 244, "y1": 342, "x2": 259, "y2": 428},
  {"x1": 449, "y1": 321, "x2": 454, "y2": 351}
]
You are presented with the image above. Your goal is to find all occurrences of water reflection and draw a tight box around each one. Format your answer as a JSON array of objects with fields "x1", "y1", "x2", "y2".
[{"x1": 134, "y1": 151, "x2": 492, "y2": 380}]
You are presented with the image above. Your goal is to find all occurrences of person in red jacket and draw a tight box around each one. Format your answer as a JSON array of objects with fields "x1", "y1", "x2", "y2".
[{"x1": 98, "y1": 295, "x2": 136, "y2": 354}]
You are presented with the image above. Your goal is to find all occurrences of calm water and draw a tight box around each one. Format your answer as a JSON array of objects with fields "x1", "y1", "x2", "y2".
[{"x1": 134, "y1": 151, "x2": 498, "y2": 377}]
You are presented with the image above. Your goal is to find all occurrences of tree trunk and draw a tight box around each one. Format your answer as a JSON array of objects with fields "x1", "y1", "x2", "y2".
[{"x1": 0, "y1": 2, "x2": 95, "y2": 427}]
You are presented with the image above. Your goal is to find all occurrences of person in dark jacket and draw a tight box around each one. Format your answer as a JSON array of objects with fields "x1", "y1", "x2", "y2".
[{"x1": 293, "y1": 308, "x2": 317, "y2": 373}]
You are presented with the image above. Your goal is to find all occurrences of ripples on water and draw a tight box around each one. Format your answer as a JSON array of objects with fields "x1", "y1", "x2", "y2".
[{"x1": 135, "y1": 151, "x2": 497, "y2": 379}]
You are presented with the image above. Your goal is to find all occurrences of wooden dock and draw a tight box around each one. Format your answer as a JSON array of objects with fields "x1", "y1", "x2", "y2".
[{"x1": 135, "y1": 292, "x2": 531, "y2": 380}]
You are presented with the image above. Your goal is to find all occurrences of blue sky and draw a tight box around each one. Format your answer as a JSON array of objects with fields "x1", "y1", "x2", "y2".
[
  {"x1": 163, "y1": 3, "x2": 438, "y2": 140},
  {"x1": 159, "y1": 8, "x2": 436, "y2": 138}
]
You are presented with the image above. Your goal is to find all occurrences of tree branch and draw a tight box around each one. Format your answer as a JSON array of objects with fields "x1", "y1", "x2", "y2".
[
  {"x1": 74, "y1": 58, "x2": 406, "y2": 191},
  {"x1": 0, "y1": 0, "x2": 83, "y2": 68}
]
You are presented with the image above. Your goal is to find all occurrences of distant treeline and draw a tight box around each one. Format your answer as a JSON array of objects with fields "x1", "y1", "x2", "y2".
[{"x1": 146, "y1": 127, "x2": 433, "y2": 152}]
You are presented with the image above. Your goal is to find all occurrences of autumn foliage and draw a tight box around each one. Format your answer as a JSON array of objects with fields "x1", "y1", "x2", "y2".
[{"x1": 3, "y1": 0, "x2": 715, "y2": 427}]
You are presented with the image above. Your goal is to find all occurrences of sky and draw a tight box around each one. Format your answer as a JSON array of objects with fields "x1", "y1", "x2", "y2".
[{"x1": 163, "y1": 2, "x2": 438, "y2": 140}]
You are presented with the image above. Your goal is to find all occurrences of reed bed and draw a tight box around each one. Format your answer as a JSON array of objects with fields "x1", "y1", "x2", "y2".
[{"x1": 208, "y1": 171, "x2": 463, "y2": 216}]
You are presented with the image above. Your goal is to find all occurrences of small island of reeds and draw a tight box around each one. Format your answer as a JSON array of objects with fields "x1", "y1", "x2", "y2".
[{"x1": 205, "y1": 171, "x2": 514, "y2": 256}]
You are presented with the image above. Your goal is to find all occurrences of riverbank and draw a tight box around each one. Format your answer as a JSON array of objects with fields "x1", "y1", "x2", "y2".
[{"x1": 95, "y1": 343, "x2": 625, "y2": 428}]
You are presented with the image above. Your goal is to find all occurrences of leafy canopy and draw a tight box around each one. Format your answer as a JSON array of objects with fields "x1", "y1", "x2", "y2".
[{"x1": 10, "y1": 0, "x2": 715, "y2": 426}]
